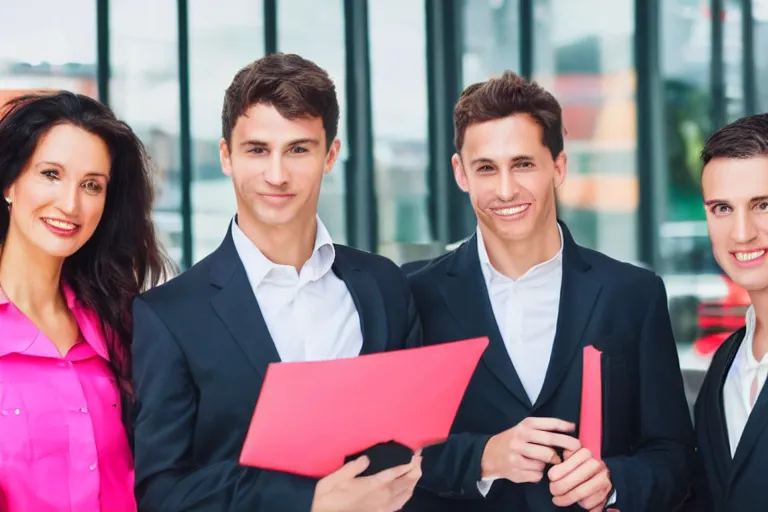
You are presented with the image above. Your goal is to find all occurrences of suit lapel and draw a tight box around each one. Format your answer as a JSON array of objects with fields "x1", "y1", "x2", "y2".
[
  {"x1": 533, "y1": 224, "x2": 601, "y2": 410},
  {"x1": 209, "y1": 229, "x2": 281, "y2": 379},
  {"x1": 705, "y1": 330, "x2": 743, "y2": 486},
  {"x1": 439, "y1": 236, "x2": 533, "y2": 409},
  {"x1": 333, "y1": 248, "x2": 388, "y2": 356},
  {"x1": 729, "y1": 330, "x2": 768, "y2": 484}
]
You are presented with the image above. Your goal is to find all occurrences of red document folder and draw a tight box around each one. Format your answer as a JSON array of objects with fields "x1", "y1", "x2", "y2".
[
  {"x1": 579, "y1": 345, "x2": 603, "y2": 461},
  {"x1": 239, "y1": 337, "x2": 489, "y2": 478}
]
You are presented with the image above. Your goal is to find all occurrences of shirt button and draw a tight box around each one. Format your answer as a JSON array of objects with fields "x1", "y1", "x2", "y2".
[
  {"x1": 14, "y1": 409, "x2": 20, "y2": 415},
  {"x1": 89, "y1": 463, "x2": 97, "y2": 471},
  {"x1": 80, "y1": 407, "x2": 88, "y2": 414}
]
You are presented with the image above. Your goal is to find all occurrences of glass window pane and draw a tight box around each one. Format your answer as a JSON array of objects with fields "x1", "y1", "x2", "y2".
[
  {"x1": 724, "y1": 0, "x2": 745, "y2": 122},
  {"x1": 533, "y1": 0, "x2": 638, "y2": 263},
  {"x1": 110, "y1": 2, "x2": 183, "y2": 266},
  {"x1": 0, "y1": 1, "x2": 97, "y2": 103},
  {"x1": 756, "y1": 0, "x2": 768, "y2": 111},
  {"x1": 278, "y1": 0, "x2": 347, "y2": 244},
  {"x1": 660, "y1": 0, "x2": 720, "y2": 365},
  {"x1": 188, "y1": 1, "x2": 265, "y2": 263},
  {"x1": 462, "y1": 0, "x2": 521, "y2": 85},
  {"x1": 369, "y1": 0, "x2": 432, "y2": 260}
]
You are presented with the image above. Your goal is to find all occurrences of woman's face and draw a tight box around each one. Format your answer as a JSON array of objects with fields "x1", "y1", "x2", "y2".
[{"x1": 4, "y1": 123, "x2": 111, "y2": 259}]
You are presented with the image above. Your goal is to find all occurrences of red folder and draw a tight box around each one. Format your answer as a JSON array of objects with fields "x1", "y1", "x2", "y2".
[
  {"x1": 239, "y1": 337, "x2": 489, "y2": 478},
  {"x1": 579, "y1": 345, "x2": 602, "y2": 461}
]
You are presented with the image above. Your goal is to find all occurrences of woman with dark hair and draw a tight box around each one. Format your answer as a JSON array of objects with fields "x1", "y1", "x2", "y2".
[{"x1": 0, "y1": 91, "x2": 170, "y2": 511}]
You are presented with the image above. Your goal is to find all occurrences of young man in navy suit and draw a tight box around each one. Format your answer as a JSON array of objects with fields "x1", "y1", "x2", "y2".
[
  {"x1": 691, "y1": 113, "x2": 768, "y2": 511},
  {"x1": 405, "y1": 72, "x2": 695, "y2": 512},
  {"x1": 131, "y1": 53, "x2": 422, "y2": 512}
]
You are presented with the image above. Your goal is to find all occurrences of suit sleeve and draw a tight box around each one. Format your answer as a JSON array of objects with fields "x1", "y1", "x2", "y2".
[
  {"x1": 603, "y1": 276, "x2": 696, "y2": 512},
  {"x1": 132, "y1": 297, "x2": 317, "y2": 512},
  {"x1": 404, "y1": 274, "x2": 492, "y2": 500}
]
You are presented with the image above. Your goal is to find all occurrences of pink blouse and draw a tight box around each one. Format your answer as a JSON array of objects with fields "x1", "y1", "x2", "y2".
[{"x1": 0, "y1": 285, "x2": 135, "y2": 512}]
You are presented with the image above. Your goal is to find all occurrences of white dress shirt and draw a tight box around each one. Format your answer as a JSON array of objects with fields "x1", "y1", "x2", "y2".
[
  {"x1": 476, "y1": 225, "x2": 563, "y2": 495},
  {"x1": 477, "y1": 225, "x2": 564, "y2": 404},
  {"x1": 231, "y1": 217, "x2": 363, "y2": 363},
  {"x1": 724, "y1": 305, "x2": 768, "y2": 455}
]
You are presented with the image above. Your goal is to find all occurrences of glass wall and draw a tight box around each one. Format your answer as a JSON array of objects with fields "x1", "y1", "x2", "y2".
[
  {"x1": 461, "y1": 0, "x2": 521, "y2": 85},
  {"x1": 533, "y1": 0, "x2": 638, "y2": 264},
  {"x1": 369, "y1": 0, "x2": 432, "y2": 258},
  {"x1": 188, "y1": 1, "x2": 264, "y2": 262},
  {"x1": 659, "y1": 0, "x2": 726, "y2": 369},
  {"x1": 1, "y1": 0, "x2": 766, "y2": 385},
  {"x1": 278, "y1": 0, "x2": 348, "y2": 243},
  {"x1": 110, "y1": 1, "x2": 183, "y2": 266},
  {"x1": 757, "y1": 0, "x2": 768, "y2": 111},
  {"x1": 0, "y1": 1, "x2": 97, "y2": 103}
]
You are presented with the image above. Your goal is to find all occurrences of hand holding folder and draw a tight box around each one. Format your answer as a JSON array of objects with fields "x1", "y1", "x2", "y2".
[
  {"x1": 239, "y1": 337, "x2": 488, "y2": 478},
  {"x1": 550, "y1": 345, "x2": 617, "y2": 511}
]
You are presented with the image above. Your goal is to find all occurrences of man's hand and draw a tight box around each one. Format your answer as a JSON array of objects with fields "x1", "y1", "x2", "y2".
[
  {"x1": 311, "y1": 452, "x2": 422, "y2": 512},
  {"x1": 548, "y1": 448, "x2": 612, "y2": 510},
  {"x1": 481, "y1": 417, "x2": 582, "y2": 484}
]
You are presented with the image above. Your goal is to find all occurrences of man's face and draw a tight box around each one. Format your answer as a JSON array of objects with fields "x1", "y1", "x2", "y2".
[
  {"x1": 219, "y1": 103, "x2": 339, "y2": 231},
  {"x1": 703, "y1": 155, "x2": 768, "y2": 292},
  {"x1": 452, "y1": 113, "x2": 565, "y2": 245}
]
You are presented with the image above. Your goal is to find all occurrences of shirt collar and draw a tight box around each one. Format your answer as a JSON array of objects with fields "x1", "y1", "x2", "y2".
[
  {"x1": 0, "y1": 282, "x2": 110, "y2": 361},
  {"x1": 476, "y1": 223, "x2": 564, "y2": 285},
  {"x1": 738, "y1": 305, "x2": 768, "y2": 370},
  {"x1": 231, "y1": 215, "x2": 336, "y2": 288}
]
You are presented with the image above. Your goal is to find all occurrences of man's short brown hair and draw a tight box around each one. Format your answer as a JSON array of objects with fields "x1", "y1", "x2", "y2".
[
  {"x1": 701, "y1": 113, "x2": 768, "y2": 167},
  {"x1": 454, "y1": 71, "x2": 564, "y2": 158},
  {"x1": 221, "y1": 53, "x2": 339, "y2": 149}
]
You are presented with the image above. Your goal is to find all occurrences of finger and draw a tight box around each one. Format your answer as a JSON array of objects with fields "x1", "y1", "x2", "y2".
[
  {"x1": 548, "y1": 447, "x2": 592, "y2": 481},
  {"x1": 552, "y1": 470, "x2": 609, "y2": 508},
  {"x1": 367, "y1": 461, "x2": 414, "y2": 486},
  {"x1": 524, "y1": 417, "x2": 576, "y2": 433},
  {"x1": 550, "y1": 459, "x2": 603, "y2": 504},
  {"x1": 519, "y1": 443, "x2": 561, "y2": 464},
  {"x1": 527, "y1": 429, "x2": 582, "y2": 453},
  {"x1": 563, "y1": 448, "x2": 577, "y2": 459},
  {"x1": 391, "y1": 466, "x2": 422, "y2": 495},
  {"x1": 517, "y1": 456, "x2": 547, "y2": 472},
  {"x1": 580, "y1": 483, "x2": 612, "y2": 512},
  {"x1": 324, "y1": 456, "x2": 370, "y2": 486},
  {"x1": 389, "y1": 484, "x2": 417, "y2": 511},
  {"x1": 509, "y1": 469, "x2": 545, "y2": 483}
]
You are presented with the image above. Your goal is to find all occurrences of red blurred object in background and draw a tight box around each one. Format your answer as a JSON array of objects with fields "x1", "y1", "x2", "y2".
[{"x1": 694, "y1": 275, "x2": 751, "y2": 356}]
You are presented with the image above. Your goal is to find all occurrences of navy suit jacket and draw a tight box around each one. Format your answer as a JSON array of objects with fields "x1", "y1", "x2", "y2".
[
  {"x1": 131, "y1": 228, "x2": 421, "y2": 512},
  {"x1": 403, "y1": 223, "x2": 695, "y2": 512},
  {"x1": 690, "y1": 327, "x2": 768, "y2": 512}
]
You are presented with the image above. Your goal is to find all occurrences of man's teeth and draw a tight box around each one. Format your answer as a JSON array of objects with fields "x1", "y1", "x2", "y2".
[
  {"x1": 494, "y1": 205, "x2": 529, "y2": 216},
  {"x1": 735, "y1": 250, "x2": 765, "y2": 262},
  {"x1": 44, "y1": 219, "x2": 76, "y2": 229}
]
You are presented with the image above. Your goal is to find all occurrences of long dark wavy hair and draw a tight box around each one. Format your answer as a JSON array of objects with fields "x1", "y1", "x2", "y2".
[{"x1": 0, "y1": 91, "x2": 172, "y2": 434}]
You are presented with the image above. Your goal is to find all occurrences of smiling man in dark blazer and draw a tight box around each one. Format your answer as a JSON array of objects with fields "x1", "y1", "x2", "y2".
[
  {"x1": 689, "y1": 113, "x2": 768, "y2": 512},
  {"x1": 131, "y1": 54, "x2": 422, "y2": 512},
  {"x1": 404, "y1": 72, "x2": 695, "y2": 512}
]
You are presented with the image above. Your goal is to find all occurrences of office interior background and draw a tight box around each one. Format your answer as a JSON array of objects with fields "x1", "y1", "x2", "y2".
[{"x1": 1, "y1": 0, "x2": 766, "y2": 387}]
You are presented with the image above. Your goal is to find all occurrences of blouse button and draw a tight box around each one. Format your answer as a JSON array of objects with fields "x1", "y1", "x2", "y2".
[
  {"x1": 89, "y1": 463, "x2": 97, "y2": 471},
  {"x1": 80, "y1": 407, "x2": 88, "y2": 414},
  {"x1": 14, "y1": 409, "x2": 20, "y2": 415}
]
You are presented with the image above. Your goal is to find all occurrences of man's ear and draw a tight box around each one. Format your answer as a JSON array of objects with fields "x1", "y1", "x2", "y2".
[
  {"x1": 219, "y1": 138, "x2": 233, "y2": 177},
  {"x1": 452, "y1": 153, "x2": 469, "y2": 193}
]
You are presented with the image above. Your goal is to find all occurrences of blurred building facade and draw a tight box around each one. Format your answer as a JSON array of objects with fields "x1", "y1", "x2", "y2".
[{"x1": 1, "y1": 0, "x2": 767, "y2": 372}]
